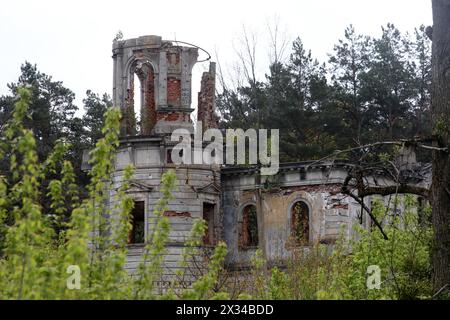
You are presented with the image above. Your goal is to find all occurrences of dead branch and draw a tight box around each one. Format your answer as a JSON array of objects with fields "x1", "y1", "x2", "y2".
[
  {"x1": 342, "y1": 175, "x2": 389, "y2": 240},
  {"x1": 306, "y1": 139, "x2": 448, "y2": 170}
]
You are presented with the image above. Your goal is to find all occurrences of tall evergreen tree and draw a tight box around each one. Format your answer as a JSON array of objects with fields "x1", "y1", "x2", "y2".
[
  {"x1": 362, "y1": 24, "x2": 416, "y2": 140},
  {"x1": 82, "y1": 90, "x2": 112, "y2": 146},
  {"x1": 409, "y1": 25, "x2": 432, "y2": 138},
  {"x1": 0, "y1": 62, "x2": 78, "y2": 161},
  {"x1": 329, "y1": 25, "x2": 371, "y2": 145},
  {"x1": 0, "y1": 62, "x2": 112, "y2": 216}
]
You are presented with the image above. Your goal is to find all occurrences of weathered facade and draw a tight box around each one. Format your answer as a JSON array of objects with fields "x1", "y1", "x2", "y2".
[
  {"x1": 82, "y1": 35, "x2": 431, "y2": 283},
  {"x1": 221, "y1": 162, "x2": 363, "y2": 268},
  {"x1": 107, "y1": 36, "x2": 220, "y2": 278}
]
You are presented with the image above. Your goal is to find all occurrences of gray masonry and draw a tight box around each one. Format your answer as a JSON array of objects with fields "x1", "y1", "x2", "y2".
[{"x1": 82, "y1": 35, "x2": 431, "y2": 289}]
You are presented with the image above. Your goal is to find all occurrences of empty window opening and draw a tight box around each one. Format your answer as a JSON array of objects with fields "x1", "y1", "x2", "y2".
[
  {"x1": 167, "y1": 149, "x2": 173, "y2": 164},
  {"x1": 125, "y1": 61, "x2": 156, "y2": 136},
  {"x1": 129, "y1": 200, "x2": 145, "y2": 244},
  {"x1": 167, "y1": 148, "x2": 184, "y2": 164},
  {"x1": 202, "y1": 203, "x2": 216, "y2": 245},
  {"x1": 300, "y1": 168, "x2": 306, "y2": 180},
  {"x1": 239, "y1": 204, "x2": 258, "y2": 248},
  {"x1": 291, "y1": 201, "x2": 309, "y2": 245},
  {"x1": 133, "y1": 73, "x2": 142, "y2": 133}
]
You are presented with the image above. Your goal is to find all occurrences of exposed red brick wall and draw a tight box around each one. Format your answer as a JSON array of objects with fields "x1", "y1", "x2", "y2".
[
  {"x1": 167, "y1": 77, "x2": 181, "y2": 106},
  {"x1": 141, "y1": 67, "x2": 156, "y2": 135},
  {"x1": 123, "y1": 80, "x2": 135, "y2": 135},
  {"x1": 197, "y1": 62, "x2": 218, "y2": 132},
  {"x1": 163, "y1": 210, "x2": 191, "y2": 217},
  {"x1": 202, "y1": 203, "x2": 216, "y2": 245},
  {"x1": 279, "y1": 184, "x2": 349, "y2": 210},
  {"x1": 157, "y1": 111, "x2": 191, "y2": 122},
  {"x1": 279, "y1": 184, "x2": 343, "y2": 194},
  {"x1": 239, "y1": 209, "x2": 250, "y2": 247},
  {"x1": 291, "y1": 201, "x2": 309, "y2": 245},
  {"x1": 239, "y1": 205, "x2": 258, "y2": 248}
]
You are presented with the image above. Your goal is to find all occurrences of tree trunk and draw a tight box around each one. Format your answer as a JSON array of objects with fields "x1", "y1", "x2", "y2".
[{"x1": 431, "y1": 0, "x2": 450, "y2": 296}]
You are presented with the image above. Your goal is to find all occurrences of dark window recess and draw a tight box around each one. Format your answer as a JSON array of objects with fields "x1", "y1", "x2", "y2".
[
  {"x1": 240, "y1": 205, "x2": 258, "y2": 248},
  {"x1": 202, "y1": 203, "x2": 215, "y2": 245},
  {"x1": 129, "y1": 201, "x2": 145, "y2": 244},
  {"x1": 167, "y1": 149, "x2": 173, "y2": 164},
  {"x1": 291, "y1": 201, "x2": 309, "y2": 245},
  {"x1": 167, "y1": 148, "x2": 183, "y2": 164},
  {"x1": 299, "y1": 168, "x2": 306, "y2": 180}
]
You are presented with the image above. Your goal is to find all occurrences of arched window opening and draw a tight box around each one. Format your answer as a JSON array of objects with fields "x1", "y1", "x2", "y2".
[
  {"x1": 239, "y1": 204, "x2": 258, "y2": 248},
  {"x1": 125, "y1": 61, "x2": 156, "y2": 136},
  {"x1": 291, "y1": 201, "x2": 309, "y2": 245}
]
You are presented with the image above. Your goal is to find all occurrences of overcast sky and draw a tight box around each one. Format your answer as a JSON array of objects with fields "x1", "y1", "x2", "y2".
[{"x1": 0, "y1": 0, "x2": 432, "y2": 114}]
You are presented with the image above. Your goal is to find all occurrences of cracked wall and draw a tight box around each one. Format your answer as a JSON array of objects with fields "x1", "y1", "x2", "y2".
[
  {"x1": 197, "y1": 62, "x2": 218, "y2": 131},
  {"x1": 112, "y1": 35, "x2": 199, "y2": 136},
  {"x1": 221, "y1": 164, "x2": 364, "y2": 268}
]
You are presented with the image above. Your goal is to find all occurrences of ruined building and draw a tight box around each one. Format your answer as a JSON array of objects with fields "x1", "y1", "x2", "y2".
[{"x1": 82, "y1": 35, "x2": 430, "y2": 283}]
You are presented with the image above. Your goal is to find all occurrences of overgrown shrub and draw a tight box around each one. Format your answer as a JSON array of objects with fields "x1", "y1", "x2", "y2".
[
  {"x1": 0, "y1": 87, "x2": 228, "y2": 300},
  {"x1": 0, "y1": 88, "x2": 433, "y2": 300},
  {"x1": 240, "y1": 196, "x2": 432, "y2": 300}
]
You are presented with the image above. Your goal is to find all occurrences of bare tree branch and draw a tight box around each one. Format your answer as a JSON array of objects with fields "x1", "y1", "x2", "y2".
[
  {"x1": 266, "y1": 15, "x2": 290, "y2": 65},
  {"x1": 342, "y1": 178, "x2": 389, "y2": 240}
]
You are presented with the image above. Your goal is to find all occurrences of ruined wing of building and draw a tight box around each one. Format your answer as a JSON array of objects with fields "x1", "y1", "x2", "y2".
[{"x1": 81, "y1": 35, "x2": 431, "y2": 288}]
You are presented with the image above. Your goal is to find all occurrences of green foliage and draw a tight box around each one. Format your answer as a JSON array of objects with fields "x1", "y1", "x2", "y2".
[
  {"x1": 217, "y1": 24, "x2": 432, "y2": 161},
  {"x1": 0, "y1": 63, "x2": 114, "y2": 222},
  {"x1": 240, "y1": 196, "x2": 432, "y2": 300},
  {"x1": 0, "y1": 88, "x2": 229, "y2": 300},
  {"x1": 348, "y1": 196, "x2": 432, "y2": 299},
  {"x1": 81, "y1": 90, "x2": 112, "y2": 146},
  {"x1": 0, "y1": 25, "x2": 437, "y2": 298},
  {"x1": 133, "y1": 170, "x2": 175, "y2": 299},
  {"x1": 182, "y1": 241, "x2": 228, "y2": 300}
]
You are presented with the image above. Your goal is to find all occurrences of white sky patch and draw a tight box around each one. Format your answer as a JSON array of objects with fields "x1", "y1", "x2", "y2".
[{"x1": 0, "y1": 0, "x2": 432, "y2": 116}]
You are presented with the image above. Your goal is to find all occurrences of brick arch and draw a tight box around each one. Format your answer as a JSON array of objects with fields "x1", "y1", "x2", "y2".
[
  {"x1": 288, "y1": 199, "x2": 311, "y2": 246},
  {"x1": 124, "y1": 55, "x2": 159, "y2": 86},
  {"x1": 124, "y1": 59, "x2": 158, "y2": 135},
  {"x1": 238, "y1": 203, "x2": 258, "y2": 249}
]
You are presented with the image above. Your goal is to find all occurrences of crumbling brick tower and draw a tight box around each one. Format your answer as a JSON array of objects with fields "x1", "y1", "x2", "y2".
[
  {"x1": 110, "y1": 35, "x2": 220, "y2": 283},
  {"x1": 113, "y1": 35, "x2": 199, "y2": 135}
]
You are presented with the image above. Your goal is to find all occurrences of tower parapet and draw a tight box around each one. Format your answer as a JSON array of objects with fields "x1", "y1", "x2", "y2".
[
  {"x1": 112, "y1": 35, "x2": 199, "y2": 136},
  {"x1": 107, "y1": 35, "x2": 221, "y2": 283}
]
